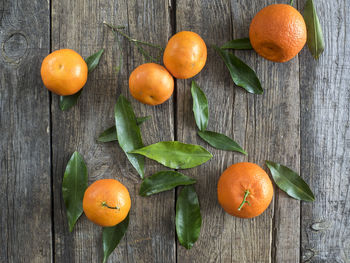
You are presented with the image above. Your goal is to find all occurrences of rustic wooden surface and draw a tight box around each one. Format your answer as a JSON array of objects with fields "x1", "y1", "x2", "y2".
[{"x1": 1, "y1": 0, "x2": 349, "y2": 262}]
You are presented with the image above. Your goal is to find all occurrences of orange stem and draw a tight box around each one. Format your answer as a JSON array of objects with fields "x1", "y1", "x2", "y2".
[
  {"x1": 102, "y1": 201, "x2": 120, "y2": 210},
  {"x1": 238, "y1": 190, "x2": 250, "y2": 211}
]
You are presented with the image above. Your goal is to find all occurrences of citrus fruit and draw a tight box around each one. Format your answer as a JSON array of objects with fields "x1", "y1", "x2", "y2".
[
  {"x1": 129, "y1": 63, "x2": 174, "y2": 105},
  {"x1": 41, "y1": 49, "x2": 88, "y2": 96},
  {"x1": 163, "y1": 31, "x2": 207, "y2": 79},
  {"x1": 83, "y1": 179, "x2": 131, "y2": 227},
  {"x1": 217, "y1": 162, "x2": 273, "y2": 218},
  {"x1": 249, "y1": 4, "x2": 307, "y2": 62}
]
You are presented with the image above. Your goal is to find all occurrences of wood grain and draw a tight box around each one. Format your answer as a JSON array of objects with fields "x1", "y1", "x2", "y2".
[
  {"x1": 299, "y1": 0, "x2": 350, "y2": 262},
  {"x1": 0, "y1": 0, "x2": 52, "y2": 262},
  {"x1": 176, "y1": 0, "x2": 300, "y2": 262},
  {"x1": 51, "y1": 0, "x2": 175, "y2": 262}
]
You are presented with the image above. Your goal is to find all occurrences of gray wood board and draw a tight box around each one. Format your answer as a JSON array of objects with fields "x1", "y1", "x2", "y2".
[
  {"x1": 0, "y1": 0, "x2": 52, "y2": 262},
  {"x1": 299, "y1": 0, "x2": 350, "y2": 262},
  {"x1": 51, "y1": 0, "x2": 175, "y2": 262}
]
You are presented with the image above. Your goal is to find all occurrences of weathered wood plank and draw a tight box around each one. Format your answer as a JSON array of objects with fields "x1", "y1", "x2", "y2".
[
  {"x1": 299, "y1": 0, "x2": 350, "y2": 262},
  {"x1": 176, "y1": 0, "x2": 300, "y2": 262},
  {"x1": 0, "y1": 0, "x2": 52, "y2": 262},
  {"x1": 51, "y1": 0, "x2": 175, "y2": 262}
]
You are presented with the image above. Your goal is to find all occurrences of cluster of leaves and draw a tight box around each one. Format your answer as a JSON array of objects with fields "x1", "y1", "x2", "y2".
[{"x1": 216, "y1": 0, "x2": 324, "y2": 95}]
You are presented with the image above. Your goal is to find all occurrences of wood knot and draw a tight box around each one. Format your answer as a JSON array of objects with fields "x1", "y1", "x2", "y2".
[{"x1": 2, "y1": 32, "x2": 28, "y2": 64}]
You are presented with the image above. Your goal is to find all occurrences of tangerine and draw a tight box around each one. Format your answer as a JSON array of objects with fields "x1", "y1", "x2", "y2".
[
  {"x1": 129, "y1": 63, "x2": 174, "y2": 105},
  {"x1": 217, "y1": 162, "x2": 273, "y2": 218},
  {"x1": 41, "y1": 49, "x2": 88, "y2": 95},
  {"x1": 249, "y1": 4, "x2": 307, "y2": 62},
  {"x1": 163, "y1": 31, "x2": 207, "y2": 79},
  {"x1": 83, "y1": 179, "x2": 131, "y2": 227}
]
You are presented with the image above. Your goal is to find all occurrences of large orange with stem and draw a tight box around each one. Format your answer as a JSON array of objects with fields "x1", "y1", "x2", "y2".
[
  {"x1": 83, "y1": 179, "x2": 131, "y2": 227},
  {"x1": 217, "y1": 162, "x2": 273, "y2": 218},
  {"x1": 129, "y1": 63, "x2": 174, "y2": 105},
  {"x1": 249, "y1": 4, "x2": 307, "y2": 62},
  {"x1": 41, "y1": 49, "x2": 88, "y2": 95},
  {"x1": 163, "y1": 31, "x2": 207, "y2": 79}
]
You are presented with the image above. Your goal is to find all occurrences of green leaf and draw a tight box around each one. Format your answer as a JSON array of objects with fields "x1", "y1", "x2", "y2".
[
  {"x1": 115, "y1": 95, "x2": 145, "y2": 178},
  {"x1": 86, "y1": 48, "x2": 105, "y2": 72},
  {"x1": 214, "y1": 45, "x2": 263, "y2": 94},
  {"x1": 191, "y1": 81, "x2": 209, "y2": 132},
  {"x1": 176, "y1": 185, "x2": 201, "y2": 249},
  {"x1": 59, "y1": 49, "x2": 105, "y2": 111},
  {"x1": 139, "y1": 171, "x2": 196, "y2": 197},
  {"x1": 102, "y1": 214, "x2": 129, "y2": 263},
  {"x1": 197, "y1": 130, "x2": 247, "y2": 155},
  {"x1": 265, "y1": 161, "x2": 315, "y2": 201},
  {"x1": 130, "y1": 141, "x2": 212, "y2": 169},
  {"x1": 62, "y1": 151, "x2": 88, "y2": 232},
  {"x1": 221, "y1": 38, "x2": 253, "y2": 50},
  {"x1": 97, "y1": 116, "x2": 151, "y2": 143},
  {"x1": 303, "y1": 0, "x2": 325, "y2": 59}
]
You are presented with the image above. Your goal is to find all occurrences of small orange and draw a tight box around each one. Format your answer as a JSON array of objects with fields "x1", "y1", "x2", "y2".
[
  {"x1": 83, "y1": 179, "x2": 131, "y2": 227},
  {"x1": 163, "y1": 31, "x2": 207, "y2": 79},
  {"x1": 129, "y1": 63, "x2": 174, "y2": 105},
  {"x1": 217, "y1": 162, "x2": 273, "y2": 218},
  {"x1": 249, "y1": 4, "x2": 307, "y2": 62},
  {"x1": 41, "y1": 49, "x2": 88, "y2": 95}
]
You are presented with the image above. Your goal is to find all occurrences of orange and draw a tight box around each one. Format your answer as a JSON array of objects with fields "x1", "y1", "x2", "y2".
[
  {"x1": 163, "y1": 31, "x2": 207, "y2": 79},
  {"x1": 249, "y1": 4, "x2": 307, "y2": 63},
  {"x1": 83, "y1": 179, "x2": 131, "y2": 227},
  {"x1": 129, "y1": 63, "x2": 174, "y2": 105},
  {"x1": 217, "y1": 162, "x2": 273, "y2": 218},
  {"x1": 41, "y1": 49, "x2": 88, "y2": 95}
]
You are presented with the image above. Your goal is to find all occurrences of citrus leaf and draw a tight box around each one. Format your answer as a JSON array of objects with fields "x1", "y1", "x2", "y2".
[
  {"x1": 62, "y1": 151, "x2": 88, "y2": 232},
  {"x1": 60, "y1": 48, "x2": 105, "y2": 111},
  {"x1": 130, "y1": 141, "x2": 212, "y2": 169},
  {"x1": 214, "y1": 45, "x2": 263, "y2": 94},
  {"x1": 303, "y1": 0, "x2": 325, "y2": 59},
  {"x1": 97, "y1": 116, "x2": 151, "y2": 143},
  {"x1": 191, "y1": 81, "x2": 209, "y2": 132},
  {"x1": 197, "y1": 130, "x2": 247, "y2": 155},
  {"x1": 139, "y1": 171, "x2": 196, "y2": 197},
  {"x1": 265, "y1": 161, "x2": 315, "y2": 201},
  {"x1": 176, "y1": 185, "x2": 201, "y2": 250},
  {"x1": 102, "y1": 214, "x2": 129, "y2": 263},
  {"x1": 115, "y1": 95, "x2": 145, "y2": 178},
  {"x1": 221, "y1": 38, "x2": 253, "y2": 50}
]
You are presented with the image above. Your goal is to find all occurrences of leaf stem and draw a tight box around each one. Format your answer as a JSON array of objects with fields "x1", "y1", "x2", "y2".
[
  {"x1": 290, "y1": 0, "x2": 294, "y2": 6},
  {"x1": 102, "y1": 201, "x2": 120, "y2": 210},
  {"x1": 103, "y1": 22, "x2": 163, "y2": 50},
  {"x1": 238, "y1": 190, "x2": 250, "y2": 211}
]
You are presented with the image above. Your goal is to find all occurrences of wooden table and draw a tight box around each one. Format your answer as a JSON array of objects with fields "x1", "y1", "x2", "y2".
[{"x1": 1, "y1": 0, "x2": 349, "y2": 262}]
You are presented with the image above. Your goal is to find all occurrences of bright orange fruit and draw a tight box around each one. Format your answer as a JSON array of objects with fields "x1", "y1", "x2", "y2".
[
  {"x1": 217, "y1": 162, "x2": 273, "y2": 218},
  {"x1": 41, "y1": 49, "x2": 88, "y2": 95},
  {"x1": 249, "y1": 4, "x2": 307, "y2": 62},
  {"x1": 163, "y1": 31, "x2": 207, "y2": 79},
  {"x1": 129, "y1": 63, "x2": 174, "y2": 106},
  {"x1": 83, "y1": 179, "x2": 131, "y2": 227}
]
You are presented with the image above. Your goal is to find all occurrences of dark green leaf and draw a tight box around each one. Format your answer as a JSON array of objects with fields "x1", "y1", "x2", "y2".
[
  {"x1": 59, "y1": 49, "x2": 105, "y2": 111},
  {"x1": 59, "y1": 90, "x2": 82, "y2": 111},
  {"x1": 62, "y1": 151, "x2": 88, "y2": 232},
  {"x1": 191, "y1": 81, "x2": 208, "y2": 132},
  {"x1": 266, "y1": 161, "x2": 315, "y2": 201},
  {"x1": 130, "y1": 141, "x2": 212, "y2": 169},
  {"x1": 197, "y1": 130, "x2": 247, "y2": 155},
  {"x1": 303, "y1": 0, "x2": 325, "y2": 59},
  {"x1": 97, "y1": 116, "x2": 151, "y2": 143},
  {"x1": 221, "y1": 38, "x2": 253, "y2": 50},
  {"x1": 115, "y1": 95, "x2": 145, "y2": 178},
  {"x1": 214, "y1": 45, "x2": 263, "y2": 94},
  {"x1": 176, "y1": 185, "x2": 201, "y2": 249},
  {"x1": 86, "y1": 48, "x2": 105, "y2": 73},
  {"x1": 139, "y1": 171, "x2": 196, "y2": 197},
  {"x1": 102, "y1": 214, "x2": 129, "y2": 263}
]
